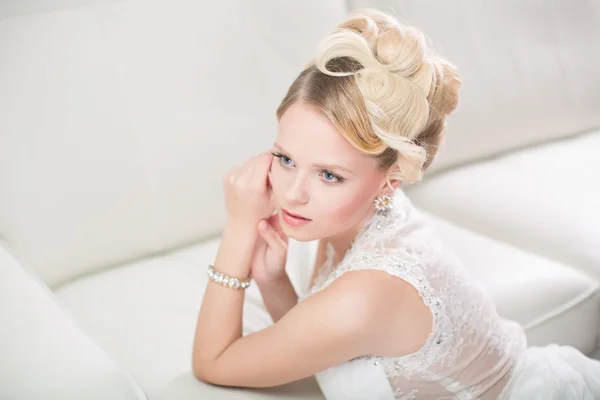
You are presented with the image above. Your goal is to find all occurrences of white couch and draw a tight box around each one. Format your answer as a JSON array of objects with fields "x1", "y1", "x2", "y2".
[{"x1": 1, "y1": 1, "x2": 599, "y2": 399}]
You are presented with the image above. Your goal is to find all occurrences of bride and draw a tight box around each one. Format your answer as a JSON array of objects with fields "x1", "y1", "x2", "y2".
[{"x1": 191, "y1": 8, "x2": 600, "y2": 399}]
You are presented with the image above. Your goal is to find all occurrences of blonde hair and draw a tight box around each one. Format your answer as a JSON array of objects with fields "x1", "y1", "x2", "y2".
[{"x1": 276, "y1": 8, "x2": 461, "y2": 185}]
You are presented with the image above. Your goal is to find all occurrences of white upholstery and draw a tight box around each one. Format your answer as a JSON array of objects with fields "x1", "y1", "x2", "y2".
[
  {"x1": 52, "y1": 238, "x2": 322, "y2": 399},
  {"x1": 422, "y1": 213, "x2": 600, "y2": 355},
  {"x1": 0, "y1": 0, "x2": 348, "y2": 288},
  {"x1": 0, "y1": 243, "x2": 148, "y2": 400},
  {"x1": 350, "y1": 0, "x2": 600, "y2": 174},
  {"x1": 1, "y1": 0, "x2": 600, "y2": 399},
  {"x1": 405, "y1": 129, "x2": 600, "y2": 280}
]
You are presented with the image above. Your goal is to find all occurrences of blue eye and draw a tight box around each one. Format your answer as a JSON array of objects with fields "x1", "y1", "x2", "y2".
[
  {"x1": 319, "y1": 170, "x2": 343, "y2": 183},
  {"x1": 273, "y1": 152, "x2": 345, "y2": 184},
  {"x1": 273, "y1": 153, "x2": 293, "y2": 167},
  {"x1": 323, "y1": 171, "x2": 335, "y2": 181}
]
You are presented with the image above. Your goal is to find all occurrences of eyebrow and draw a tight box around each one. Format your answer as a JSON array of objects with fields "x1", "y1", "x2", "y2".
[{"x1": 273, "y1": 143, "x2": 355, "y2": 175}]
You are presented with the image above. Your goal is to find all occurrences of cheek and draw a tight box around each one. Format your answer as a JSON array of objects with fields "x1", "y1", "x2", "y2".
[
  {"x1": 314, "y1": 189, "x2": 372, "y2": 233},
  {"x1": 327, "y1": 196, "x2": 367, "y2": 223}
]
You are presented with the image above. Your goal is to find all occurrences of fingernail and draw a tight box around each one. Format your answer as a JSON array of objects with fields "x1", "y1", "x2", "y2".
[{"x1": 259, "y1": 220, "x2": 266, "y2": 230}]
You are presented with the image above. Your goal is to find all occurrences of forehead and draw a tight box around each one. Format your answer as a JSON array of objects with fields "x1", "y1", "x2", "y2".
[{"x1": 276, "y1": 102, "x2": 366, "y2": 167}]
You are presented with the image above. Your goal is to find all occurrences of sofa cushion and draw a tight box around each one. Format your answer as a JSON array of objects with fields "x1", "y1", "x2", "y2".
[
  {"x1": 420, "y1": 211, "x2": 600, "y2": 355},
  {"x1": 53, "y1": 236, "x2": 323, "y2": 400},
  {"x1": 406, "y1": 129, "x2": 600, "y2": 281},
  {"x1": 53, "y1": 210, "x2": 599, "y2": 398},
  {"x1": 0, "y1": 243, "x2": 147, "y2": 400}
]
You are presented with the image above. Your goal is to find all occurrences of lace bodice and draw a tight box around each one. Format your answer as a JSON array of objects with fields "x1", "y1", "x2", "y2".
[{"x1": 298, "y1": 189, "x2": 527, "y2": 399}]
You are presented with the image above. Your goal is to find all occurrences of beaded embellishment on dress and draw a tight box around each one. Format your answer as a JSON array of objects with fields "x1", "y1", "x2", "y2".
[{"x1": 299, "y1": 188, "x2": 527, "y2": 399}]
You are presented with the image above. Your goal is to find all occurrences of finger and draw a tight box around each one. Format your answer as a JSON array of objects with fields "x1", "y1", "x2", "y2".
[
  {"x1": 248, "y1": 152, "x2": 274, "y2": 189},
  {"x1": 252, "y1": 233, "x2": 266, "y2": 253},
  {"x1": 267, "y1": 213, "x2": 287, "y2": 241},
  {"x1": 223, "y1": 161, "x2": 240, "y2": 178},
  {"x1": 259, "y1": 219, "x2": 288, "y2": 250},
  {"x1": 235, "y1": 153, "x2": 269, "y2": 188}
]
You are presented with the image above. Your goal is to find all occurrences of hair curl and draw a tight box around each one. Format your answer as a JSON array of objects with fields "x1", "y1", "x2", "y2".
[{"x1": 276, "y1": 8, "x2": 462, "y2": 185}]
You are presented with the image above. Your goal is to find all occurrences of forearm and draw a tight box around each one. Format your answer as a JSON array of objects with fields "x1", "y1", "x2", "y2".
[
  {"x1": 256, "y1": 272, "x2": 299, "y2": 323},
  {"x1": 192, "y1": 221, "x2": 257, "y2": 368}
]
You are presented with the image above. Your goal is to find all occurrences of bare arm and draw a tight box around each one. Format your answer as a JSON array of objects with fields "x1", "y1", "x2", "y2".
[
  {"x1": 193, "y1": 266, "x2": 432, "y2": 388},
  {"x1": 192, "y1": 221, "x2": 256, "y2": 365},
  {"x1": 255, "y1": 238, "x2": 325, "y2": 323},
  {"x1": 193, "y1": 270, "x2": 379, "y2": 388},
  {"x1": 256, "y1": 272, "x2": 298, "y2": 323},
  {"x1": 192, "y1": 152, "x2": 274, "y2": 367}
]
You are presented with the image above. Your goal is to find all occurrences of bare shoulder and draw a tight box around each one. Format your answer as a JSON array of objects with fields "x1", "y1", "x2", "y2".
[
  {"x1": 286, "y1": 269, "x2": 387, "y2": 344},
  {"x1": 194, "y1": 269, "x2": 396, "y2": 387},
  {"x1": 321, "y1": 268, "x2": 434, "y2": 356}
]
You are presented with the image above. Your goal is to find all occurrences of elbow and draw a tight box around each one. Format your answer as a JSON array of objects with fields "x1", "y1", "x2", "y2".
[
  {"x1": 192, "y1": 341, "x2": 217, "y2": 383},
  {"x1": 193, "y1": 362, "x2": 211, "y2": 384},
  {"x1": 192, "y1": 356, "x2": 214, "y2": 384}
]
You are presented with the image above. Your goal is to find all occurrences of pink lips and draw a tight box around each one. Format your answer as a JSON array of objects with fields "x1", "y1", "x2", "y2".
[{"x1": 281, "y1": 208, "x2": 312, "y2": 227}]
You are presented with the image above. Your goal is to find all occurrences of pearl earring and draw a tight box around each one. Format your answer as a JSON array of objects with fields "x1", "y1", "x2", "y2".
[{"x1": 374, "y1": 194, "x2": 393, "y2": 214}]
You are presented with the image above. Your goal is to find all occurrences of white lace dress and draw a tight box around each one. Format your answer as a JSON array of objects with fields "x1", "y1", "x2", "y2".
[{"x1": 298, "y1": 189, "x2": 600, "y2": 400}]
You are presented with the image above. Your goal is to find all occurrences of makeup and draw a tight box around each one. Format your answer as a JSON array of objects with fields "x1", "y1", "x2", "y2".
[{"x1": 281, "y1": 208, "x2": 312, "y2": 227}]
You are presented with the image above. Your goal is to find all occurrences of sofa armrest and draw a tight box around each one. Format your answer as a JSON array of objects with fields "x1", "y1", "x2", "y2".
[{"x1": 0, "y1": 243, "x2": 148, "y2": 400}]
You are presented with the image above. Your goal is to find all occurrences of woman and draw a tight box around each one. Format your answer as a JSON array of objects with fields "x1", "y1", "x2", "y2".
[{"x1": 192, "y1": 8, "x2": 600, "y2": 399}]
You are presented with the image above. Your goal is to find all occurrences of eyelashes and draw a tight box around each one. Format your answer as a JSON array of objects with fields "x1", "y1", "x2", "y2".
[
  {"x1": 271, "y1": 152, "x2": 345, "y2": 184},
  {"x1": 272, "y1": 152, "x2": 292, "y2": 166}
]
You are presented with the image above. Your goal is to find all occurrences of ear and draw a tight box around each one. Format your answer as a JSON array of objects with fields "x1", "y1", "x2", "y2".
[{"x1": 378, "y1": 178, "x2": 401, "y2": 196}]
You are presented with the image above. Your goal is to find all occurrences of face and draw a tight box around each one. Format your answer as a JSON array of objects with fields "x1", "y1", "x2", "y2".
[{"x1": 269, "y1": 101, "x2": 393, "y2": 242}]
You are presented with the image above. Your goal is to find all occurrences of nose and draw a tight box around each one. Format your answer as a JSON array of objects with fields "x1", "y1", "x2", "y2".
[{"x1": 284, "y1": 174, "x2": 309, "y2": 205}]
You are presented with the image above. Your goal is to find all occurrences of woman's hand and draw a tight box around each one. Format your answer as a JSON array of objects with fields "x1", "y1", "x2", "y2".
[
  {"x1": 222, "y1": 152, "x2": 275, "y2": 228},
  {"x1": 250, "y1": 212, "x2": 289, "y2": 284}
]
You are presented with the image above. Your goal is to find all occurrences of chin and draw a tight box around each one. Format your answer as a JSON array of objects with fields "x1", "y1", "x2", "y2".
[
  {"x1": 281, "y1": 227, "x2": 313, "y2": 242},
  {"x1": 280, "y1": 224, "x2": 319, "y2": 242}
]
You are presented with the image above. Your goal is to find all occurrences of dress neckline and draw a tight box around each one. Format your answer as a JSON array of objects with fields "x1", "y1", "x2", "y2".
[{"x1": 306, "y1": 188, "x2": 411, "y2": 294}]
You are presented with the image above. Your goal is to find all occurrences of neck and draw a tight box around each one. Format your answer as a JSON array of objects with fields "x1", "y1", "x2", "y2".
[{"x1": 325, "y1": 207, "x2": 377, "y2": 261}]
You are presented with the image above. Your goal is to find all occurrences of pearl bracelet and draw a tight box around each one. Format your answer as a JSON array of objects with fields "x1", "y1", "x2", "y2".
[{"x1": 207, "y1": 264, "x2": 251, "y2": 290}]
